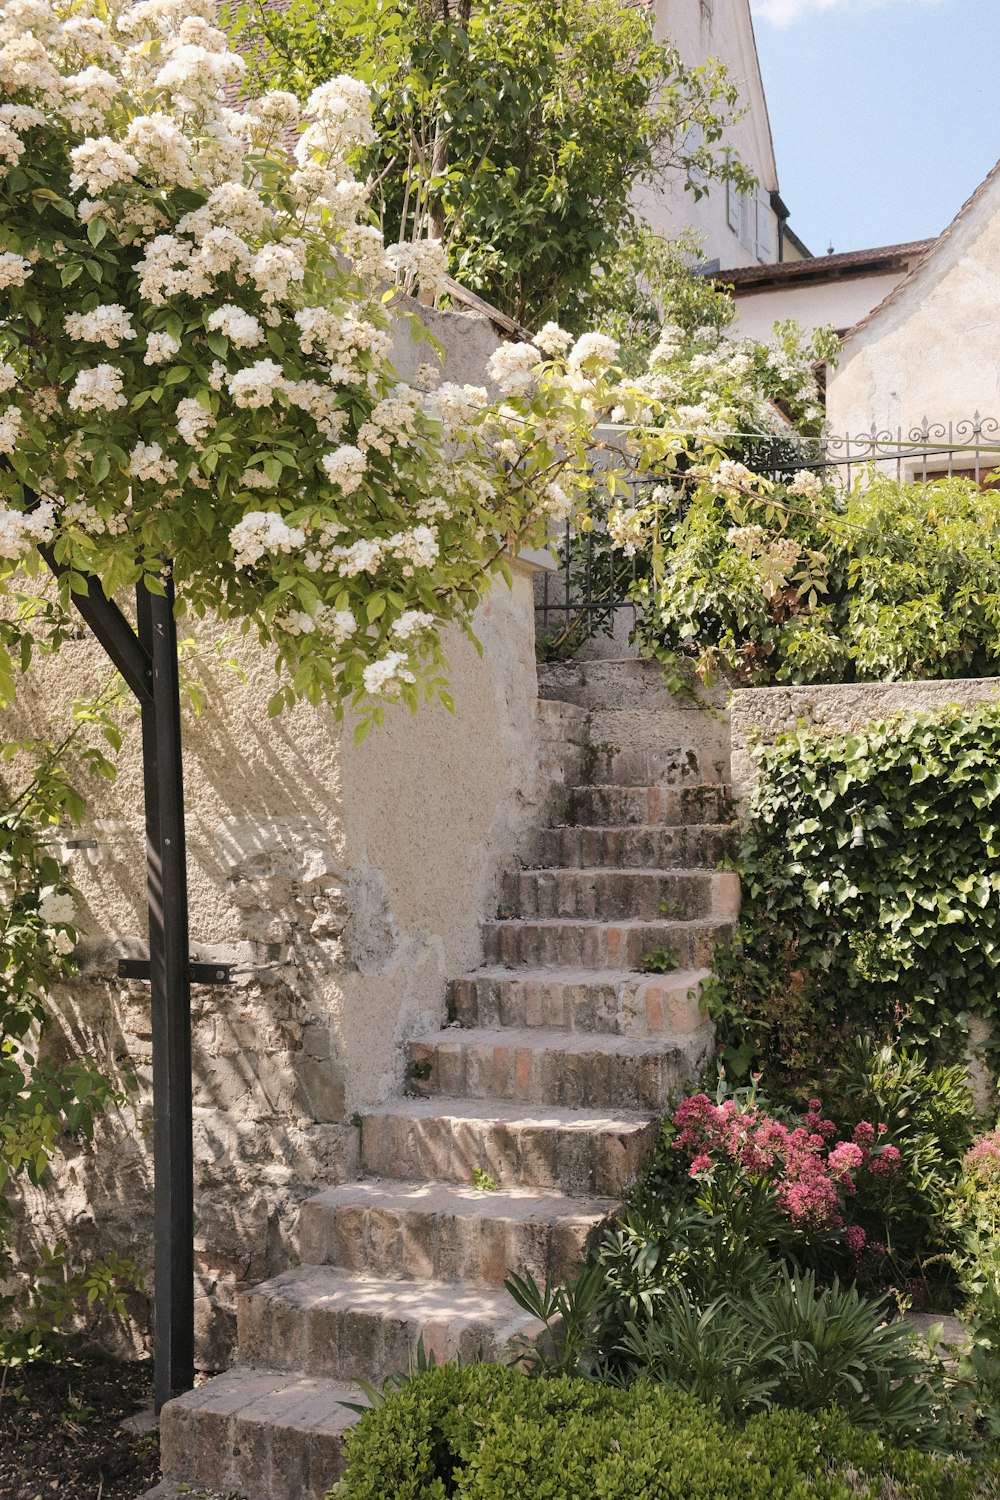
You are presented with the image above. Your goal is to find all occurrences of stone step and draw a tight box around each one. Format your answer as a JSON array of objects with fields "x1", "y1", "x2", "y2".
[
  {"x1": 535, "y1": 822, "x2": 736, "y2": 870},
  {"x1": 563, "y1": 784, "x2": 733, "y2": 828},
  {"x1": 481, "y1": 916, "x2": 734, "y2": 971},
  {"x1": 360, "y1": 1097, "x2": 657, "y2": 1195},
  {"x1": 536, "y1": 658, "x2": 730, "y2": 714},
  {"x1": 501, "y1": 867, "x2": 740, "y2": 922},
  {"x1": 448, "y1": 965, "x2": 711, "y2": 1036},
  {"x1": 160, "y1": 1366, "x2": 365, "y2": 1500},
  {"x1": 237, "y1": 1266, "x2": 545, "y2": 1384},
  {"x1": 583, "y1": 743, "x2": 724, "y2": 788},
  {"x1": 406, "y1": 1026, "x2": 706, "y2": 1110},
  {"x1": 298, "y1": 1179, "x2": 617, "y2": 1287}
]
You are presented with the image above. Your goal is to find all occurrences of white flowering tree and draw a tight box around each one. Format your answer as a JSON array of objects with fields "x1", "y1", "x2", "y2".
[
  {"x1": 0, "y1": 0, "x2": 651, "y2": 1398},
  {"x1": 0, "y1": 0, "x2": 633, "y2": 732}
]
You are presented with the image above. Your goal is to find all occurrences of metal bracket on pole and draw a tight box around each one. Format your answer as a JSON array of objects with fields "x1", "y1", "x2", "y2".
[{"x1": 118, "y1": 958, "x2": 234, "y2": 986}]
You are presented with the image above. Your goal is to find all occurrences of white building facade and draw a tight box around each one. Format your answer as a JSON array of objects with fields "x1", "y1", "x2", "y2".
[{"x1": 640, "y1": 0, "x2": 805, "y2": 269}]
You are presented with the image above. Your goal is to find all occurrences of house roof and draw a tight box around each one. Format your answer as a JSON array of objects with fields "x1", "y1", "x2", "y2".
[
  {"x1": 842, "y1": 156, "x2": 1000, "y2": 343},
  {"x1": 711, "y1": 239, "x2": 934, "y2": 295}
]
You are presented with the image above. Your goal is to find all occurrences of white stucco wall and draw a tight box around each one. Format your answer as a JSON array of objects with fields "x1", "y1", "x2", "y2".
[
  {"x1": 729, "y1": 270, "x2": 906, "y2": 344},
  {"x1": 827, "y1": 177, "x2": 1000, "y2": 435},
  {"x1": 639, "y1": 0, "x2": 781, "y2": 269}
]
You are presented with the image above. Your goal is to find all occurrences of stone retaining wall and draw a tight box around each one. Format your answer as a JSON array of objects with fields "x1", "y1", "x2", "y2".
[{"x1": 730, "y1": 677, "x2": 1000, "y2": 806}]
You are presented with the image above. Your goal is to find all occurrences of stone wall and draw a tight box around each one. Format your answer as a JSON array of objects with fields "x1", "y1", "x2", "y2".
[
  {"x1": 6, "y1": 311, "x2": 566, "y2": 1368},
  {"x1": 730, "y1": 676, "x2": 1000, "y2": 806}
]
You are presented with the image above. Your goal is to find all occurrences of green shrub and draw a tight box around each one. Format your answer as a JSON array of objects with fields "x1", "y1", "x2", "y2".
[
  {"x1": 630, "y1": 470, "x2": 1000, "y2": 690},
  {"x1": 710, "y1": 703, "x2": 1000, "y2": 1086},
  {"x1": 332, "y1": 1363, "x2": 995, "y2": 1499}
]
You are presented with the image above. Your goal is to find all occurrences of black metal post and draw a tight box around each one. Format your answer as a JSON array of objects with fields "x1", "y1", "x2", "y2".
[
  {"x1": 137, "y1": 573, "x2": 195, "y2": 1412},
  {"x1": 39, "y1": 528, "x2": 202, "y2": 1409}
]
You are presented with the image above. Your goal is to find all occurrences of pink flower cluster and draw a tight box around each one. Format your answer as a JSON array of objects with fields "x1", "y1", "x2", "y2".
[
  {"x1": 673, "y1": 1093, "x2": 901, "y2": 1233},
  {"x1": 963, "y1": 1129, "x2": 1000, "y2": 1189}
]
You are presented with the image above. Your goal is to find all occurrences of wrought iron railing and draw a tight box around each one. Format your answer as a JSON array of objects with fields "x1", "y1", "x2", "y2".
[{"x1": 533, "y1": 415, "x2": 1000, "y2": 656}]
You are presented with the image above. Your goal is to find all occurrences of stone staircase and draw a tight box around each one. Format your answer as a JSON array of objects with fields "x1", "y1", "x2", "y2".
[{"x1": 158, "y1": 662, "x2": 736, "y2": 1500}]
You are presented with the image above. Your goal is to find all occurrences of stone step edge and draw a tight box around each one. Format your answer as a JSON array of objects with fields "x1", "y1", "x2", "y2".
[
  {"x1": 509, "y1": 865, "x2": 734, "y2": 879},
  {"x1": 482, "y1": 916, "x2": 732, "y2": 933},
  {"x1": 302, "y1": 1177, "x2": 621, "y2": 1221},
  {"x1": 361, "y1": 1096, "x2": 658, "y2": 1127},
  {"x1": 540, "y1": 821, "x2": 735, "y2": 835},
  {"x1": 452, "y1": 963, "x2": 711, "y2": 987},
  {"x1": 159, "y1": 1366, "x2": 368, "y2": 1498},
  {"x1": 409, "y1": 1025, "x2": 701, "y2": 1056}
]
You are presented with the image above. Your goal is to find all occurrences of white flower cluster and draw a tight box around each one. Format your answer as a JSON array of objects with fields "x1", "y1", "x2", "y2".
[
  {"x1": 362, "y1": 649, "x2": 415, "y2": 698},
  {"x1": 175, "y1": 397, "x2": 215, "y2": 447},
  {"x1": 239, "y1": 467, "x2": 275, "y2": 490},
  {"x1": 38, "y1": 890, "x2": 75, "y2": 924},
  {"x1": 727, "y1": 524, "x2": 767, "y2": 556},
  {"x1": 389, "y1": 524, "x2": 438, "y2": 575},
  {"x1": 0, "y1": 403, "x2": 21, "y2": 453},
  {"x1": 487, "y1": 342, "x2": 541, "y2": 398},
  {"x1": 64, "y1": 303, "x2": 136, "y2": 347},
  {"x1": 293, "y1": 307, "x2": 391, "y2": 383},
  {"x1": 297, "y1": 75, "x2": 375, "y2": 165},
  {"x1": 145, "y1": 331, "x2": 181, "y2": 365},
  {"x1": 129, "y1": 440, "x2": 177, "y2": 483},
  {"x1": 428, "y1": 383, "x2": 486, "y2": 432},
  {"x1": 67, "y1": 364, "x2": 127, "y2": 413},
  {"x1": 535, "y1": 322, "x2": 572, "y2": 357},
  {"x1": 384, "y1": 239, "x2": 449, "y2": 298},
  {"x1": 284, "y1": 379, "x2": 347, "y2": 440},
  {"x1": 321, "y1": 444, "x2": 366, "y2": 496},
  {"x1": 0, "y1": 250, "x2": 30, "y2": 289},
  {"x1": 0, "y1": 497, "x2": 54, "y2": 558},
  {"x1": 391, "y1": 609, "x2": 434, "y2": 641},
  {"x1": 607, "y1": 504, "x2": 648, "y2": 559},
  {"x1": 229, "y1": 511, "x2": 307, "y2": 569},
  {"x1": 728, "y1": 525, "x2": 801, "y2": 596},
  {"x1": 69, "y1": 137, "x2": 138, "y2": 195},
  {"x1": 357, "y1": 388, "x2": 421, "y2": 456},
  {"x1": 788, "y1": 468, "x2": 824, "y2": 499},
  {"x1": 227, "y1": 359, "x2": 287, "y2": 410},
  {"x1": 207, "y1": 304, "x2": 264, "y2": 349},
  {"x1": 714, "y1": 459, "x2": 756, "y2": 498},
  {"x1": 279, "y1": 602, "x2": 357, "y2": 641},
  {"x1": 568, "y1": 333, "x2": 618, "y2": 372}
]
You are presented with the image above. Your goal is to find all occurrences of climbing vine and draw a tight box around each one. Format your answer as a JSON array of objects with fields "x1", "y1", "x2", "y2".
[{"x1": 710, "y1": 703, "x2": 1000, "y2": 1092}]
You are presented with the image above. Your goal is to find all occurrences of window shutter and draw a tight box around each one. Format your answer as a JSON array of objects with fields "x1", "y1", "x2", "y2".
[
  {"x1": 756, "y1": 190, "x2": 775, "y2": 262},
  {"x1": 728, "y1": 180, "x2": 741, "y2": 233}
]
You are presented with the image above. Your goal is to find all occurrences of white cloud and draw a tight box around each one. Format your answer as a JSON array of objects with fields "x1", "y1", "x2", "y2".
[{"x1": 753, "y1": 0, "x2": 944, "y2": 26}]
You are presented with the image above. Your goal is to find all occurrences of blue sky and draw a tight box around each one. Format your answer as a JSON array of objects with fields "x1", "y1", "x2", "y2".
[{"x1": 749, "y1": 0, "x2": 1000, "y2": 256}]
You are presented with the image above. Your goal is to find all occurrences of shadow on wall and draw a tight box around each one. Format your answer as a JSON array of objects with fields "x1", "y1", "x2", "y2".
[{"x1": 8, "y1": 566, "x2": 544, "y2": 1365}]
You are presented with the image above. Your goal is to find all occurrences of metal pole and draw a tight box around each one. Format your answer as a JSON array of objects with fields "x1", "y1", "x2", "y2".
[{"x1": 137, "y1": 573, "x2": 194, "y2": 1412}]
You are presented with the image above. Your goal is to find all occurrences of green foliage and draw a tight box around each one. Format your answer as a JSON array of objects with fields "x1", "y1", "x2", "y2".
[
  {"x1": 588, "y1": 229, "x2": 737, "y2": 375},
  {"x1": 711, "y1": 703, "x2": 1000, "y2": 1081},
  {"x1": 614, "y1": 1271, "x2": 941, "y2": 1445},
  {"x1": 235, "y1": 0, "x2": 755, "y2": 328},
  {"x1": 0, "y1": 645, "x2": 137, "y2": 1358},
  {"x1": 640, "y1": 946, "x2": 679, "y2": 974},
  {"x1": 630, "y1": 470, "x2": 1000, "y2": 690},
  {"x1": 0, "y1": 1245, "x2": 142, "y2": 1364},
  {"x1": 333, "y1": 1362, "x2": 993, "y2": 1497}
]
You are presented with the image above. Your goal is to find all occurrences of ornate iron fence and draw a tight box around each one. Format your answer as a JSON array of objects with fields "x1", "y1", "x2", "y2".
[{"x1": 534, "y1": 415, "x2": 1000, "y2": 656}]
